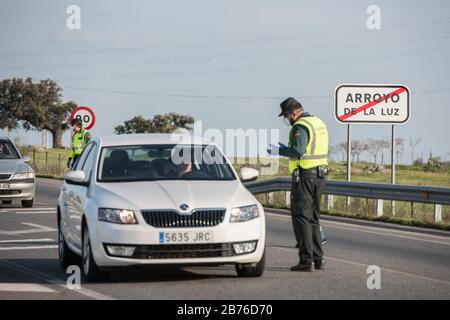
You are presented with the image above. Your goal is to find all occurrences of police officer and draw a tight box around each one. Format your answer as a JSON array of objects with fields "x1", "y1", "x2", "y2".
[
  {"x1": 67, "y1": 118, "x2": 92, "y2": 169},
  {"x1": 268, "y1": 97, "x2": 329, "y2": 271}
]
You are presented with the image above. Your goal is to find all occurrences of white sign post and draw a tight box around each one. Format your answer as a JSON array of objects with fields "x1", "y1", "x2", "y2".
[{"x1": 335, "y1": 84, "x2": 410, "y2": 213}]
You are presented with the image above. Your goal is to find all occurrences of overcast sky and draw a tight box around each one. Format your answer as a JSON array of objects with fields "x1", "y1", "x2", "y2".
[{"x1": 1, "y1": 0, "x2": 449, "y2": 163}]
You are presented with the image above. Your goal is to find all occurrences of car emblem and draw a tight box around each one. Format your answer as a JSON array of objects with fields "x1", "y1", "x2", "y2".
[{"x1": 179, "y1": 203, "x2": 189, "y2": 211}]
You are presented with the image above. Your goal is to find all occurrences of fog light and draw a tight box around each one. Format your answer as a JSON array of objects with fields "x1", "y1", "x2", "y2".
[
  {"x1": 233, "y1": 241, "x2": 256, "y2": 254},
  {"x1": 106, "y1": 245, "x2": 135, "y2": 257}
]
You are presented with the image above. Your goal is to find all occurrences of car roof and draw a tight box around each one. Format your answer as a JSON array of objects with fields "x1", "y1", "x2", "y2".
[{"x1": 95, "y1": 133, "x2": 213, "y2": 147}]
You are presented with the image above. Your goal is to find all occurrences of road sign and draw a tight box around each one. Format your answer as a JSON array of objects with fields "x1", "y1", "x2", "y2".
[
  {"x1": 335, "y1": 84, "x2": 410, "y2": 124},
  {"x1": 69, "y1": 106, "x2": 96, "y2": 130}
]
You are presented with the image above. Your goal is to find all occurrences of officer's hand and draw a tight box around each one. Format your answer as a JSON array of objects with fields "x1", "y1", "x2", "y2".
[
  {"x1": 278, "y1": 142, "x2": 289, "y2": 150},
  {"x1": 267, "y1": 144, "x2": 279, "y2": 155},
  {"x1": 66, "y1": 159, "x2": 71, "y2": 169}
]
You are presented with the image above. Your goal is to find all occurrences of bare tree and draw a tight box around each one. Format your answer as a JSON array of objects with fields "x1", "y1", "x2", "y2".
[
  {"x1": 367, "y1": 139, "x2": 386, "y2": 164},
  {"x1": 408, "y1": 137, "x2": 421, "y2": 165},
  {"x1": 352, "y1": 140, "x2": 368, "y2": 162},
  {"x1": 395, "y1": 138, "x2": 405, "y2": 164},
  {"x1": 380, "y1": 137, "x2": 390, "y2": 165},
  {"x1": 337, "y1": 142, "x2": 348, "y2": 162},
  {"x1": 328, "y1": 145, "x2": 339, "y2": 162}
]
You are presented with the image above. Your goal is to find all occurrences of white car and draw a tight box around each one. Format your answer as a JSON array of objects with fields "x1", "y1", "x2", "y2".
[{"x1": 58, "y1": 134, "x2": 265, "y2": 281}]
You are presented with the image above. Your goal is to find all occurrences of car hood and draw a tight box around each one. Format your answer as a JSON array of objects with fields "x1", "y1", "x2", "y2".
[
  {"x1": 0, "y1": 159, "x2": 31, "y2": 175},
  {"x1": 94, "y1": 180, "x2": 255, "y2": 211}
]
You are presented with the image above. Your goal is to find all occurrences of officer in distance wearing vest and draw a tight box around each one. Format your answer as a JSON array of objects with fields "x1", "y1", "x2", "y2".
[
  {"x1": 268, "y1": 97, "x2": 329, "y2": 272},
  {"x1": 67, "y1": 118, "x2": 92, "y2": 169}
]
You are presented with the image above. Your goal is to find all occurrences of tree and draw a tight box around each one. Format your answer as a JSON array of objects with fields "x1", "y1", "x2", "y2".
[
  {"x1": 367, "y1": 139, "x2": 386, "y2": 164},
  {"x1": 115, "y1": 113, "x2": 194, "y2": 134},
  {"x1": 114, "y1": 116, "x2": 153, "y2": 134},
  {"x1": 337, "y1": 142, "x2": 348, "y2": 162},
  {"x1": 395, "y1": 138, "x2": 405, "y2": 164},
  {"x1": 352, "y1": 140, "x2": 368, "y2": 162},
  {"x1": 0, "y1": 78, "x2": 76, "y2": 147},
  {"x1": 408, "y1": 137, "x2": 421, "y2": 165}
]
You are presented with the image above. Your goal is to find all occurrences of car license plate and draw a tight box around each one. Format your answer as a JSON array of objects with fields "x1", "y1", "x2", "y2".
[
  {"x1": 0, "y1": 183, "x2": 9, "y2": 190},
  {"x1": 159, "y1": 230, "x2": 214, "y2": 244}
]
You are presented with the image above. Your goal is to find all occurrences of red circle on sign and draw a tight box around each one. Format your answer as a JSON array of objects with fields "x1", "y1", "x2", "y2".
[{"x1": 69, "y1": 106, "x2": 96, "y2": 130}]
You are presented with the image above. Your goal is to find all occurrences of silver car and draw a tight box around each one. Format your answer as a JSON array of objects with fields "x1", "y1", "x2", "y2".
[{"x1": 0, "y1": 136, "x2": 35, "y2": 207}]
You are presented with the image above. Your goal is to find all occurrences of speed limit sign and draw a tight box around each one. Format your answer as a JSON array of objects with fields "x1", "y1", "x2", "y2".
[{"x1": 69, "y1": 106, "x2": 96, "y2": 130}]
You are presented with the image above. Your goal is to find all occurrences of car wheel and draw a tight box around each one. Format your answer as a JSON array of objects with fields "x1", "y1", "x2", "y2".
[
  {"x1": 1, "y1": 200, "x2": 12, "y2": 205},
  {"x1": 82, "y1": 223, "x2": 108, "y2": 282},
  {"x1": 58, "y1": 226, "x2": 79, "y2": 269},
  {"x1": 21, "y1": 198, "x2": 34, "y2": 208},
  {"x1": 235, "y1": 249, "x2": 265, "y2": 278}
]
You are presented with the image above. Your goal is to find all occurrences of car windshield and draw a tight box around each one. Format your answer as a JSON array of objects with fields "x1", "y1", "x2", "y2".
[
  {"x1": 0, "y1": 140, "x2": 20, "y2": 160},
  {"x1": 97, "y1": 144, "x2": 236, "y2": 182}
]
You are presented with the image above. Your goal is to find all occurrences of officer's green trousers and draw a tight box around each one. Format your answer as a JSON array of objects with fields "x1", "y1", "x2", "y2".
[{"x1": 291, "y1": 171, "x2": 326, "y2": 262}]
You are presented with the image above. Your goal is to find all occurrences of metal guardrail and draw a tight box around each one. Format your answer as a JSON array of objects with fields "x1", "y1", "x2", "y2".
[{"x1": 244, "y1": 178, "x2": 450, "y2": 222}]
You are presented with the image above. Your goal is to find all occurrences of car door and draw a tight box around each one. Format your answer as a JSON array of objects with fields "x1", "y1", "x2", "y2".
[
  {"x1": 64, "y1": 143, "x2": 94, "y2": 250},
  {"x1": 71, "y1": 143, "x2": 97, "y2": 247}
]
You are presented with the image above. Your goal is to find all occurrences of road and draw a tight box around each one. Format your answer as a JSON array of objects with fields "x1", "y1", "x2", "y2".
[{"x1": 0, "y1": 178, "x2": 449, "y2": 300}]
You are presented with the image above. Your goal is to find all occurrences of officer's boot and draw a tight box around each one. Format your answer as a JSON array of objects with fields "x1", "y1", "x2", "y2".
[{"x1": 290, "y1": 260, "x2": 314, "y2": 272}]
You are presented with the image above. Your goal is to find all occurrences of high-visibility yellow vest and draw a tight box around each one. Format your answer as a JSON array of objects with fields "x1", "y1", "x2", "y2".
[
  {"x1": 288, "y1": 115, "x2": 329, "y2": 173},
  {"x1": 69, "y1": 129, "x2": 91, "y2": 159}
]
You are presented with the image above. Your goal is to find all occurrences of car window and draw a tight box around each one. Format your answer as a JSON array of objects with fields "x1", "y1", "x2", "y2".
[
  {"x1": 97, "y1": 144, "x2": 236, "y2": 182},
  {"x1": 73, "y1": 143, "x2": 93, "y2": 171},
  {"x1": 0, "y1": 140, "x2": 20, "y2": 160},
  {"x1": 81, "y1": 145, "x2": 97, "y2": 180}
]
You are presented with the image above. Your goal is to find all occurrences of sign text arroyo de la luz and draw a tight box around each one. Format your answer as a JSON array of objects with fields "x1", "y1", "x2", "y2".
[{"x1": 335, "y1": 84, "x2": 410, "y2": 124}]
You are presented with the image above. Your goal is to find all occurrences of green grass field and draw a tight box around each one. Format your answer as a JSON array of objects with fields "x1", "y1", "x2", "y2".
[{"x1": 18, "y1": 147, "x2": 450, "y2": 228}]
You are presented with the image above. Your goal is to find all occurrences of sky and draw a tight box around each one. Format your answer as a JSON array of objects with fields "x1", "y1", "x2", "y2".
[{"x1": 1, "y1": 0, "x2": 449, "y2": 163}]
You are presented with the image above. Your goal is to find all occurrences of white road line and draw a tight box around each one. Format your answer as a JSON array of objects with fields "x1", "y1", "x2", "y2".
[
  {"x1": 265, "y1": 212, "x2": 450, "y2": 246},
  {"x1": 22, "y1": 223, "x2": 56, "y2": 230},
  {"x1": 0, "y1": 229, "x2": 56, "y2": 236},
  {"x1": 0, "y1": 238, "x2": 55, "y2": 244},
  {"x1": 15, "y1": 211, "x2": 57, "y2": 214},
  {"x1": 0, "y1": 283, "x2": 57, "y2": 293},
  {"x1": 0, "y1": 223, "x2": 56, "y2": 236},
  {"x1": 272, "y1": 246, "x2": 450, "y2": 286},
  {"x1": 0, "y1": 260, "x2": 115, "y2": 300},
  {"x1": 0, "y1": 245, "x2": 58, "y2": 251}
]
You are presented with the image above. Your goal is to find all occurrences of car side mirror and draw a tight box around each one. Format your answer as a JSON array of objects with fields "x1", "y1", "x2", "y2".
[
  {"x1": 64, "y1": 170, "x2": 89, "y2": 186},
  {"x1": 240, "y1": 167, "x2": 259, "y2": 183},
  {"x1": 22, "y1": 156, "x2": 31, "y2": 162}
]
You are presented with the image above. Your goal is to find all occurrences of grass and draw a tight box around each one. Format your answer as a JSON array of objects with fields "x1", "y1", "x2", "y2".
[{"x1": 18, "y1": 146, "x2": 68, "y2": 178}]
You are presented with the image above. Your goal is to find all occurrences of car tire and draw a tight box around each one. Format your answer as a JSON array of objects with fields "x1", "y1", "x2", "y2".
[
  {"x1": 58, "y1": 226, "x2": 79, "y2": 269},
  {"x1": 82, "y1": 222, "x2": 108, "y2": 282},
  {"x1": 21, "y1": 198, "x2": 34, "y2": 208},
  {"x1": 1, "y1": 200, "x2": 12, "y2": 205},
  {"x1": 235, "y1": 249, "x2": 265, "y2": 278}
]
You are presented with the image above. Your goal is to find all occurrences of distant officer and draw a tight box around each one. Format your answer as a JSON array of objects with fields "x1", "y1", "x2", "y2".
[
  {"x1": 67, "y1": 118, "x2": 92, "y2": 169},
  {"x1": 268, "y1": 97, "x2": 329, "y2": 271}
]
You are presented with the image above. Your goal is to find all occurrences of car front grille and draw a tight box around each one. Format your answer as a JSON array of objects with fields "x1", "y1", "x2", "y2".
[
  {"x1": 0, "y1": 190, "x2": 21, "y2": 195},
  {"x1": 141, "y1": 209, "x2": 226, "y2": 228},
  {"x1": 0, "y1": 174, "x2": 11, "y2": 180},
  {"x1": 106, "y1": 243, "x2": 239, "y2": 259}
]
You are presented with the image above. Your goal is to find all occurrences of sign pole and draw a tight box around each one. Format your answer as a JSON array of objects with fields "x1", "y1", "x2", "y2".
[
  {"x1": 346, "y1": 124, "x2": 352, "y2": 208},
  {"x1": 391, "y1": 124, "x2": 396, "y2": 215}
]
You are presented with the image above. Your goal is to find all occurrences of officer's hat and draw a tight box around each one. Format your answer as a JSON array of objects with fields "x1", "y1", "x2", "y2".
[
  {"x1": 278, "y1": 97, "x2": 303, "y2": 117},
  {"x1": 70, "y1": 118, "x2": 83, "y2": 126}
]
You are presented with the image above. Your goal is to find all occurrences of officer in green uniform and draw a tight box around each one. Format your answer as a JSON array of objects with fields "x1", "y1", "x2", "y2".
[
  {"x1": 268, "y1": 97, "x2": 329, "y2": 271},
  {"x1": 67, "y1": 118, "x2": 92, "y2": 169}
]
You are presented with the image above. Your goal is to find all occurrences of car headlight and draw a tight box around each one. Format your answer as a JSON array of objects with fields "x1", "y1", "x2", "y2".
[
  {"x1": 11, "y1": 172, "x2": 35, "y2": 180},
  {"x1": 98, "y1": 208, "x2": 138, "y2": 224},
  {"x1": 230, "y1": 205, "x2": 259, "y2": 223}
]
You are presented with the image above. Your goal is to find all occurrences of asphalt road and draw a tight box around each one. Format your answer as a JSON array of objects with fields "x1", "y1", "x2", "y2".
[{"x1": 0, "y1": 178, "x2": 449, "y2": 300}]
